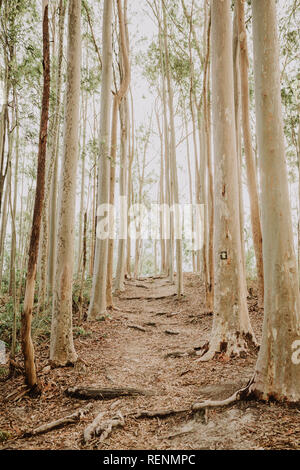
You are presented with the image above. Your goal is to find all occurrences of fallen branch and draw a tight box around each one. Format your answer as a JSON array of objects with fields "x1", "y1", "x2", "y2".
[
  {"x1": 164, "y1": 330, "x2": 179, "y2": 336},
  {"x1": 143, "y1": 322, "x2": 156, "y2": 327},
  {"x1": 24, "y1": 404, "x2": 93, "y2": 437},
  {"x1": 128, "y1": 324, "x2": 147, "y2": 332},
  {"x1": 66, "y1": 385, "x2": 152, "y2": 400}
]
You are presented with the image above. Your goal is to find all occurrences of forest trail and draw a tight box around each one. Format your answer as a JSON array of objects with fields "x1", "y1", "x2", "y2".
[{"x1": 1, "y1": 274, "x2": 299, "y2": 450}]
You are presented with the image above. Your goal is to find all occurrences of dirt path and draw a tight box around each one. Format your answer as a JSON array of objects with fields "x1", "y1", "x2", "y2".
[{"x1": 0, "y1": 274, "x2": 299, "y2": 450}]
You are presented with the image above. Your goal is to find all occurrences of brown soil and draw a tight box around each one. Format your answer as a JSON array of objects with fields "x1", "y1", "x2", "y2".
[{"x1": 0, "y1": 273, "x2": 299, "y2": 450}]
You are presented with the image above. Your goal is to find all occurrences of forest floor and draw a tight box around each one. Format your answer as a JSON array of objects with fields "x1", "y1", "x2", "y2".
[{"x1": 0, "y1": 273, "x2": 299, "y2": 450}]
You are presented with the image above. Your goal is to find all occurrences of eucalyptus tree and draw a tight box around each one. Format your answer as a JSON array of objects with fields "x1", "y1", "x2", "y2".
[
  {"x1": 50, "y1": 0, "x2": 81, "y2": 365},
  {"x1": 236, "y1": 0, "x2": 264, "y2": 307},
  {"x1": 200, "y1": 0, "x2": 256, "y2": 361},
  {"x1": 21, "y1": 0, "x2": 50, "y2": 389},
  {"x1": 106, "y1": 0, "x2": 130, "y2": 309},
  {"x1": 48, "y1": 0, "x2": 66, "y2": 297},
  {"x1": 162, "y1": 0, "x2": 183, "y2": 297},
  {"x1": 246, "y1": 0, "x2": 300, "y2": 402},
  {"x1": 88, "y1": 0, "x2": 113, "y2": 319}
]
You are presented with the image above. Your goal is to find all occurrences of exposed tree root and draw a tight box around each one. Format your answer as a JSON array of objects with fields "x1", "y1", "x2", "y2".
[
  {"x1": 23, "y1": 404, "x2": 93, "y2": 437},
  {"x1": 107, "y1": 305, "x2": 122, "y2": 312},
  {"x1": 8, "y1": 359, "x2": 24, "y2": 377},
  {"x1": 147, "y1": 294, "x2": 176, "y2": 301},
  {"x1": 192, "y1": 377, "x2": 255, "y2": 410},
  {"x1": 83, "y1": 411, "x2": 124, "y2": 444},
  {"x1": 121, "y1": 294, "x2": 176, "y2": 301},
  {"x1": 195, "y1": 332, "x2": 258, "y2": 362},
  {"x1": 66, "y1": 385, "x2": 152, "y2": 400},
  {"x1": 5, "y1": 382, "x2": 42, "y2": 401},
  {"x1": 130, "y1": 407, "x2": 191, "y2": 419},
  {"x1": 82, "y1": 405, "x2": 203, "y2": 445},
  {"x1": 164, "y1": 350, "x2": 196, "y2": 359}
]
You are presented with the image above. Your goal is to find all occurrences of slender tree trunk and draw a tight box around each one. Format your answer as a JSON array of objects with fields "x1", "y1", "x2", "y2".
[
  {"x1": 247, "y1": 0, "x2": 300, "y2": 402},
  {"x1": 156, "y1": 105, "x2": 166, "y2": 275},
  {"x1": 237, "y1": 0, "x2": 264, "y2": 306},
  {"x1": 88, "y1": 0, "x2": 113, "y2": 319},
  {"x1": 126, "y1": 88, "x2": 134, "y2": 278},
  {"x1": 200, "y1": 0, "x2": 256, "y2": 361},
  {"x1": 21, "y1": 0, "x2": 50, "y2": 389},
  {"x1": 106, "y1": 0, "x2": 130, "y2": 308},
  {"x1": 48, "y1": 0, "x2": 66, "y2": 297},
  {"x1": 50, "y1": 0, "x2": 81, "y2": 365},
  {"x1": 202, "y1": 5, "x2": 214, "y2": 311},
  {"x1": 162, "y1": 1, "x2": 183, "y2": 297},
  {"x1": 9, "y1": 92, "x2": 19, "y2": 296},
  {"x1": 114, "y1": 98, "x2": 129, "y2": 292},
  {"x1": 233, "y1": 5, "x2": 247, "y2": 294},
  {"x1": 184, "y1": 106, "x2": 196, "y2": 272},
  {"x1": 77, "y1": 90, "x2": 88, "y2": 277}
]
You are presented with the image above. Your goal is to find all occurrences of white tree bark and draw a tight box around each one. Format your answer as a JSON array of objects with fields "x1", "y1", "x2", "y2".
[
  {"x1": 88, "y1": 0, "x2": 113, "y2": 319},
  {"x1": 50, "y1": 0, "x2": 81, "y2": 365},
  {"x1": 237, "y1": 0, "x2": 264, "y2": 307},
  {"x1": 114, "y1": 98, "x2": 129, "y2": 292},
  {"x1": 248, "y1": 0, "x2": 300, "y2": 402},
  {"x1": 200, "y1": 0, "x2": 256, "y2": 361},
  {"x1": 162, "y1": 1, "x2": 183, "y2": 297}
]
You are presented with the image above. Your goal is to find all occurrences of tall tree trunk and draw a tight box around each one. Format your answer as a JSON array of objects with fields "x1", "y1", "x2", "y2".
[
  {"x1": 126, "y1": 88, "x2": 134, "y2": 278},
  {"x1": 77, "y1": 90, "x2": 88, "y2": 277},
  {"x1": 233, "y1": 5, "x2": 247, "y2": 294},
  {"x1": 202, "y1": 4, "x2": 214, "y2": 311},
  {"x1": 106, "y1": 0, "x2": 130, "y2": 308},
  {"x1": 21, "y1": 0, "x2": 50, "y2": 389},
  {"x1": 162, "y1": 0, "x2": 183, "y2": 297},
  {"x1": 237, "y1": 0, "x2": 264, "y2": 307},
  {"x1": 184, "y1": 105, "x2": 196, "y2": 272},
  {"x1": 48, "y1": 0, "x2": 66, "y2": 297},
  {"x1": 88, "y1": 0, "x2": 113, "y2": 319},
  {"x1": 200, "y1": 0, "x2": 256, "y2": 362},
  {"x1": 247, "y1": 0, "x2": 300, "y2": 402},
  {"x1": 114, "y1": 98, "x2": 129, "y2": 292},
  {"x1": 9, "y1": 91, "x2": 19, "y2": 296},
  {"x1": 50, "y1": 0, "x2": 81, "y2": 365}
]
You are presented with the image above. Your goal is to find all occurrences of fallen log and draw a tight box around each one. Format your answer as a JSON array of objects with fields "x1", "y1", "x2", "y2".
[
  {"x1": 24, "y1": 404, "x2": 93, "y2": 437},
  {"x1": 66, "y1": 385, "x2": 152, "y2": 400}
]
